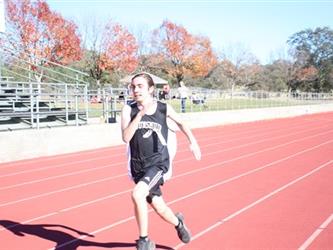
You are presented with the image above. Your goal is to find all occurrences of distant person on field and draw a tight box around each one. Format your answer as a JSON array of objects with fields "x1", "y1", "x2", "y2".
[
  {"x1": 177, "y1": 81, "x2": 188, "y2": 113},
  {"x1": 118, "y1": 91, "x2": 125, "y2": 100},
  {"x1": 162, "y1": 84, "x2": 170, "y2": 100}
]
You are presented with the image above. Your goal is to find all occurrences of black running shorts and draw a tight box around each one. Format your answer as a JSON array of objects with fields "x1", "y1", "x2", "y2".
[{"x1": 134, "y1": 166, "x2": 164, "y2": 203}]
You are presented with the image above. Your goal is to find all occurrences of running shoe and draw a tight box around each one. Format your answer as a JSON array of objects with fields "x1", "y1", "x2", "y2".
[
  {"x1": 175, "y1": 212, "x2": 191, "y2": 243},
  {"x1": 136, "y1": 238, "x2": 156, "y2": 250}
]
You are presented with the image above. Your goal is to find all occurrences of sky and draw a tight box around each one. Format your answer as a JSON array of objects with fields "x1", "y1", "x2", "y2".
[{"x1": 46, "y1": 0, "x2": 333, "y2": 64}]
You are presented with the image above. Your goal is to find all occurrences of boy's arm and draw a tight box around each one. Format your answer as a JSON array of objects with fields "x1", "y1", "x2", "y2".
[
  {"x1": 121, "y1": 105, "x2": 144, "y2": 143},
  {"x1": 121, "y1": 102, "x2": 156, "y2": 143},
  {"x1": 166, "y1": 104, "x2": 201, "y2": 160}
]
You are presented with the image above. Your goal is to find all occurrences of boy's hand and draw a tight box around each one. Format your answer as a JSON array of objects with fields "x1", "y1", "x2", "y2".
[
  {"x1": 190, "y1": 143, "x2": 201, "y2": 160},
  {"x1": 137, "y1": 101, "x2": 153, "y2": 116}
]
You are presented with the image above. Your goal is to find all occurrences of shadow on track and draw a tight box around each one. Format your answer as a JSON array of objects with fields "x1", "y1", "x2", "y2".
[{"x1": 0, "y1": 220, "x2": 174, "y2": 250}]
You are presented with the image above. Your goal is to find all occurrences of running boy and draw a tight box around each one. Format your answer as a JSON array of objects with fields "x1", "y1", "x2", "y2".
[{"x1": 121, "y1": 73, "x2": 201, "y2": 250}]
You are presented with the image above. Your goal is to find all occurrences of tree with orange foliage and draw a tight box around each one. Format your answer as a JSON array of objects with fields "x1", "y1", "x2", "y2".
[
  {"x1": 219, "y1": 44, "x2": 261, "y2": 91},
  {"x1": 287, "y1": 65, "x2": 319, "y2": 92},
  {"x1": 87, "y1": 20, "x2": 138, "y2": 89},
  {"x1": 5, "y1": 0, "x2": 82, "y2": 80},
  {"x1": 152, "y1": 20, "x2": 217, "y2": 85}
]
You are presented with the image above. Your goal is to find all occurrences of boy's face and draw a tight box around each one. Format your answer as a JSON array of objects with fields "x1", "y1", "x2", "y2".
[{"x1": 130, "y1": 77, "x2": 154, "y2": 102}]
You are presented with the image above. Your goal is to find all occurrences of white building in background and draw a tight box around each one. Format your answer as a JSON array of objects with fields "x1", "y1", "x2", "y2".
[{"x1": 0, "y1": 0, "x2": 5, "y2": 33}]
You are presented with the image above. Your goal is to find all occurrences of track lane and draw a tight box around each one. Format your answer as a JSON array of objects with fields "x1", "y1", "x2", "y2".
[{"x1": 0, "y1": 112, "x2": 332, "y2": 249}]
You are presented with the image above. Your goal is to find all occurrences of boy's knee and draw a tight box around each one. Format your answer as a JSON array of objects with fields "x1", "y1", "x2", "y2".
[
  {"x1": 155, "y1": 204, "x2": 167, "y2": 215},
  {"x1": 152, "y1": 197, "x2": 168, "y2": 215},
  {"x1": 132, "y1": 182, "x2": 149, "y2": 202}
]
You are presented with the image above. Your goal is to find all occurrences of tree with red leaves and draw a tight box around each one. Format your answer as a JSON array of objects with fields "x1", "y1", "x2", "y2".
[
  {"x1": 4, "y1": 0, "x2": 82, "y2": 80},
  {"x1": 87, "y1": 20, "x2": 138, "y2": 89},
  {"x1": 152, "y1": 20, "x2": 217, "y2": 85}
]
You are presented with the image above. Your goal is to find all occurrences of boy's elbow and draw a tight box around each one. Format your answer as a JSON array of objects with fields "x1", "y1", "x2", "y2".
[
  {"x1": 122, "y1": 134, "x2": 130, "y2": 143},
  {"x1": 122, "y1": 135, "x2": 128, "y2": 143},
  {"x1": 178, "y1": 121, "x2": 188, "y2": 130},
  {"x1": 123, "y1": 138, "x2": 130, "y2": 144}
]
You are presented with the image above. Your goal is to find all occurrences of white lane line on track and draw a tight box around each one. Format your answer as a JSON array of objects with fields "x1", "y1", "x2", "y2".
[
  {"x1": 167, "y1": 140, "x2": 333, "y2": 206},
  {"x1": 175, "y1": 132, "x2": 333, "y2": 179},
  {"x1": 48, "y1": 215, "x2": 136, "y2": 250},
  {"x1": 1, "y1": 126, "x2": 332, "y2": 208},
  {"x1": 15, "y1": 139, "x2": 333, "y2": 248},
  {"x1": 0, "y1": 120, "x2": 274, "y2": 169},
  {"x1": 174, "y1": 160, "x2": 333, "y2": 249},
  {"x1": 0, "y1": 155, "x2": 114, "y2": 178},
  {"x1": 0, "y1": 120, "x2": 296, "y2": 173},
  {"x1": 2, "y1": 137, "x2": 332, "y2": 249},
  {"x1": 0, "y1": 117, "x2": 322, "y2": 173},
  {"x1": 59, "y1": 189, "x2": 131, "y2": 212},
  {"x1": 0, "y1": 173, "x2": 128, "y2": 207},
  {"x1": 183, "y1": 123, "x2": 332, "y2": 159},
  {"x1": 0, "y1": 162, "x2": 124, "y2": 191},
  {"x1": 298, "y1": 213, "x2": 333, "y2": 250},
  {"x1": 0, "y1": 146, "x2": 123, "y2": 168},
  {"x1": 1, "y1": 124, "x2": 331, "y2": 191},
  {"x1": 50, "y1": 155, "x2": 333, "y2": 250}
]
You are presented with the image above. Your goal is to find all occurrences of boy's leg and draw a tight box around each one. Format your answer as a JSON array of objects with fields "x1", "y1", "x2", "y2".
[
  {"x1": 133, "y1": 166, "x2": 164, "y2": 237},
  {"x1": 132, "y1": 181, "x2": 150, "y2": 237},
  {"x1": 151, "y1": 196, "x2": 191, "y2": 243},
  {"x1": 132, "y1": 181, "x2": 156, "y2": 250},
  {"x1": 150, "y1": 196, "x2": 178, "y2": 226}
]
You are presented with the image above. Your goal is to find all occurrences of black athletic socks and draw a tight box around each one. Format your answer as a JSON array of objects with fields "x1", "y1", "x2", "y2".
[
  {"x1": 139, "y1": 236, "x2": 148, "y2": 241},
  {"x1": 176, "y1": 218, "x2": 183, "y2": 228}
]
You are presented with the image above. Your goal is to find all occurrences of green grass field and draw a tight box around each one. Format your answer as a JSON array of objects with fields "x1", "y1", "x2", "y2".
[{"x1": 85, "y1": 96, "x2": 316, "y2": 118}]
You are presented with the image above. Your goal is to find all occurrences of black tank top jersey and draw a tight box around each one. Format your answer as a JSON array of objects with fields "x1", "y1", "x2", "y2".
[{"x1": 129, "y1": 101, "x2": 170, "y2": 177}]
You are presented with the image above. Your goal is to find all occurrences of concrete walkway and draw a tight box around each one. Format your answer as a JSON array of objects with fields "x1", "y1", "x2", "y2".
[{"x1": 1, "y1": 103, "x2": 333, "y2": 163}]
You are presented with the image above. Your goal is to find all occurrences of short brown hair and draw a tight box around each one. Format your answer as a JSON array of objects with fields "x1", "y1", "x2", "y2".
[{"x1": 131, "y1": 72, "x2": 155, "y2": 88}]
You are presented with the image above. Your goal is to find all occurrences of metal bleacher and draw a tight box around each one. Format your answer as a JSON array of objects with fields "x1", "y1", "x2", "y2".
[
  {"x1": 0, "y1": 80, "x2": 89, "y2": 131},
  {"x1": 0, "y1": 43, "x2": 90, "y2": 131}
]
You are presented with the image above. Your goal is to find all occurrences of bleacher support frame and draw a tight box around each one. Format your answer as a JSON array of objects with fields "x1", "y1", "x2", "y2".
[
  {"x1": 0, "y1": 34, "x2": 91, "y2": 131},
  {"x1": 0, "y1": 81, "x2": 88, "y2": 131}
]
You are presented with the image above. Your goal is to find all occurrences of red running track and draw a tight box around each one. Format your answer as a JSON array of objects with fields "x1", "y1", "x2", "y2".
[{"x1": 1, "y1": 112, "x2": 333, "y2": 250}]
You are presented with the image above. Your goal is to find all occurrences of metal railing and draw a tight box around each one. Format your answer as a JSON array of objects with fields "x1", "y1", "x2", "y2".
[
  {"x1": 164, "y1": 89, "x2": 333, "y2": 113},
  {"x1": 86, "y1": 87, "x2": 333, "y2": 121},
  {"x1": 0, "y1": 81, "x2": 88, "y2": 131}
]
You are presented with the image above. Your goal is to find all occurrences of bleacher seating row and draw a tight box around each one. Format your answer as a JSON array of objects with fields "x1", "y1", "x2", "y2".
[{"x1": 0, "y1": 81, "x2": 88, "y2": 131}]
